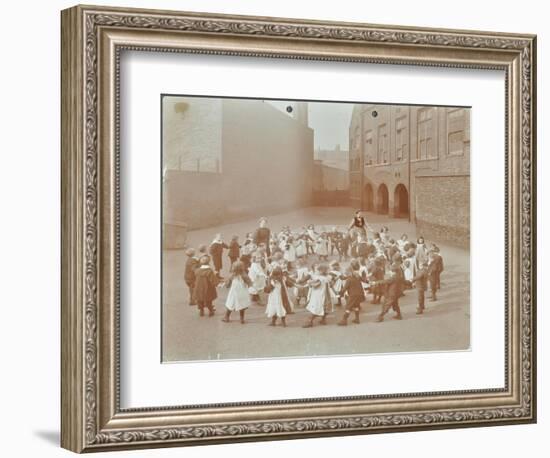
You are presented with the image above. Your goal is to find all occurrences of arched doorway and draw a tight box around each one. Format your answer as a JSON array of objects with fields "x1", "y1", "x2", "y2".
[
  {"x1": 362, "y1": 183, "x2": 374, "y2": 211},
  {"x1": 377, "y1": 184, "x2": 389, "y2": 214},
  {"x1": 394, "y1": 184, "x2": 409, "y2": 218}
]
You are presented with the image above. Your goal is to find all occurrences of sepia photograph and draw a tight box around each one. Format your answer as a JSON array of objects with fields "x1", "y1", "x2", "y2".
[{"x1": 161, "y1": 95, "x2": 471, "y2": 363}]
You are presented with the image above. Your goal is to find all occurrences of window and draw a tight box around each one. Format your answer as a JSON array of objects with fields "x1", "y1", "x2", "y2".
[
  {"x1": 417, "y1": 108, "x2": 435, "y2": 160},
  {"x1": 364, "y1": 130, "x2": 373, "y2": 165},
  {"x1": 378, "y1": 124, "x2": 388, "y2": 164},
  {"x1": 395, "y1": 117, "x2": 407, "y2": 161},
  {"x1": 447, "y1": 109, "x2": 465, "y2": 155}
]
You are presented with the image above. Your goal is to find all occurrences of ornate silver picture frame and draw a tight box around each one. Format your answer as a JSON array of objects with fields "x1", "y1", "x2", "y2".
[{"x1": 61, "y1": 4, "x2": 536, "y2": 453}]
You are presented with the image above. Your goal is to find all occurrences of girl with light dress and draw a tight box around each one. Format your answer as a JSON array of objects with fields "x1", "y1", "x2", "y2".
[
  {"x1": 303, "y1": 264, "x2": 332, "y2": 327},
  {"x1": 265, "y1": 267, "x2": 291, "y2": 327},
  {"x1": 295, "y1": 235, "x2": 308, "y2": 259},
  {"x1": 402, "y1": 249, "x2": 417, "y2": 289},
  {"x1": 293, "y1": 257, "x2": 311, "y2": 307},
  {"x1": 415, "y1": 236, "x2": 428, "y2": 269},
  {"x1": 222, "y1": 261, "x2": 252, "y2": 324},
  {"x1": 397, "y1": 234, "x2": 409, "y2": 254},
  {"x1": 306, "y1": 224, "x2": 318, "y2": 255},
  {"x1": 380, "y1": 226, "x2": 391, "y2": 245},
  {"x1": 328, "y1": 260, "x2": 345, "y2": 310},
  {"x1": 248, "y1": 254, "x2": 267, "y2": 305},
  {"x1": 282, "y1": 236, "x2": 297, "y2": 269},
  {"x1": 315, "y1": 233, "x2": 329, "y2": 261}
]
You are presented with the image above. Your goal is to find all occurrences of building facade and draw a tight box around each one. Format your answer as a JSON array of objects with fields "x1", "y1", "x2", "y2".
[
  {"x1": 349, "y1": 104, "x2": 470, "y2": 247},
  {"x1": 163, "y1": 96, "x2": 314, "y2": 239}
]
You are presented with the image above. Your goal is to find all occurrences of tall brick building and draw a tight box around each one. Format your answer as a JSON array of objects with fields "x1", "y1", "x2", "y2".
[{"x1": 349, "y1": 104, "x2": 470, "y2": 247}]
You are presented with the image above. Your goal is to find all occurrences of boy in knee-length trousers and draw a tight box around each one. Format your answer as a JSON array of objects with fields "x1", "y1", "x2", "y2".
[{"x1": 337, "y1": 260, "x2": 365, "y2": 326}]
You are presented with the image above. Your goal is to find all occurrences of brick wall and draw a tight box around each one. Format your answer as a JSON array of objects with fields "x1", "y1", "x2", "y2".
[
  {"x1": 163, "y1": 99, "x2": 315, "y2": 232},
  {"x1": 164, "y1": 169, "x2": 224, "y2": 230},
  {"x1": 313, "y1": 163, "x2": 349, "y2": 191},
  {"x1": 415, "y1": 175, "x2": 470, "y2": 248},
  {"x1": 162, "y1": 96, "x2": 222, "y2": 172}
]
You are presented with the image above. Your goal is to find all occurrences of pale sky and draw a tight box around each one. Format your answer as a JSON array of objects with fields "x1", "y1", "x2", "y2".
[{"x1": 267, "y1": 100, "x2": 354, "y2": 150}]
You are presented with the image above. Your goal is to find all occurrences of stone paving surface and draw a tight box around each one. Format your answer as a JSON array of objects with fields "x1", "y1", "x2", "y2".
[{"x1": 162, "y1": 207, "x2": 470, "y2": 362}]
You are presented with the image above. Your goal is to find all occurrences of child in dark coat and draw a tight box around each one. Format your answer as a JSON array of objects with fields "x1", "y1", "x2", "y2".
[
  {"x1": 368, "y1": 256, "x2": 385, "y2": 304},
  {"x1": 429, "y1": 246, "x2": 444, "y2": 295},
  {"x1": 183, "y1": 248, "x2": 199, "y2": 306},
  {"x1": 337, "y1": 260, "x2": 366, "y2": 325},
  {"x1": 412, "y1": 261, "x2": 429, "y2": 314},
  {"x1": 228, "y1": 235, "x2": 241, "y2": 266},
  {"x1": 356, "y1": 236, "x2": 374, "y2": 261},
  {"x1": 193, "y1": 255, "x2": 218, "y2": 317},
  {"x1": 376, "y1": 263, "x2": 405, "y2": 322},
  {"x1": 338, "y1": 233, "x2": 350, "y2": 261}
]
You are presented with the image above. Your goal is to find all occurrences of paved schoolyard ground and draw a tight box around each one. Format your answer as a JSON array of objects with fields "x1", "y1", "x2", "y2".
[{"x1": 162, "y1": 207, "x2": 470, "y2": 362}]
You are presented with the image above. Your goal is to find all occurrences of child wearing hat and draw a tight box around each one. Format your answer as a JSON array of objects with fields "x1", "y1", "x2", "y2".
[{"x1": 197, "y1": 244, "x2": 208, "y2": 257}]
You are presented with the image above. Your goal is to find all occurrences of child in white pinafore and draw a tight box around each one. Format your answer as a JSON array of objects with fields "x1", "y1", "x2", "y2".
[
  {"x1": 303, "y1": 264, "x2": 332, "y2": 327},
  {"x1": 222, "y1": 261, "x2": 252, "y2": 324},
  {"x1": 328, "y1": 260, "x2": 345, "y2": 309},
  {"x1": 397, "y1": 234, "x2": 409, "y2": 255},
  {"x1": 283, "y1": 236, "x2": 297, "y2": 269},
  {"x1": 295, "y1": 236, "x2": 308, "y2": 259},
  {"x1": 315, "y1": 233, "x2": 329, "y2": 261},
  {"x1": 248, "y1": 254, "x2": 267, "y2": 305},
  {"x1": 293, "y1": 257, "x2": 311, "y2": 307},
  {"x1": 265, "y1": 267, "x2": 291, "y2": 327}
]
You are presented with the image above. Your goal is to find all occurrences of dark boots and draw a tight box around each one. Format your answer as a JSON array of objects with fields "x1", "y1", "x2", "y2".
[
  {"x1": 339, "y1": 311, "x2": 360, "y2": 325},
  {"x1": 338, "y1": 312, "x2": 349, "y2": 326}
]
